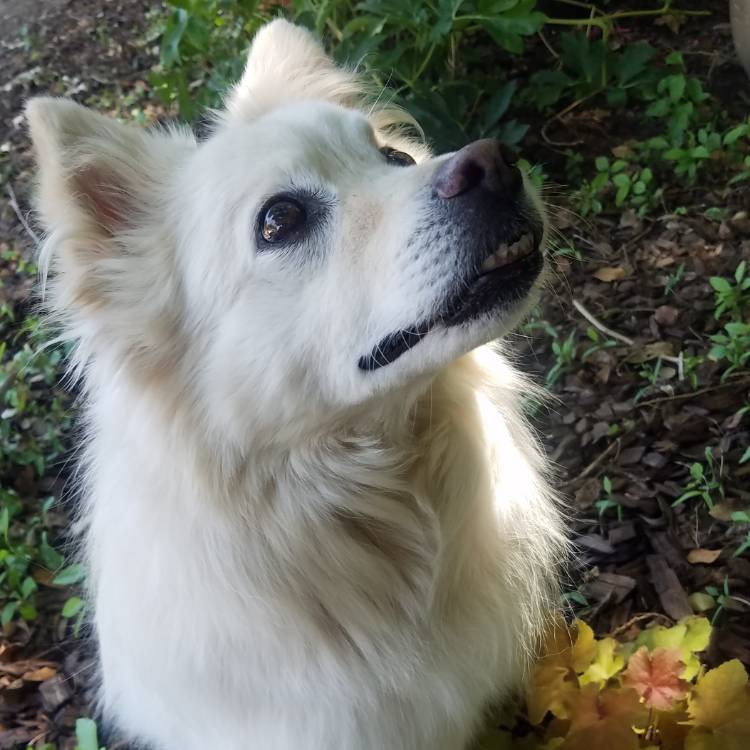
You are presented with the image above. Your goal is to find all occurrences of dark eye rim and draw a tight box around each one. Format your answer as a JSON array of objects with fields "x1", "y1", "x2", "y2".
[{"x1": 380, "y1": 146, "x2": 416, "y2": 167}]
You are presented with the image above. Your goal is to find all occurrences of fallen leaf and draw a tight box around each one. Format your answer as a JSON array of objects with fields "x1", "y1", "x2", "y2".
[
  {"x1": 560, "y1": 684, "x2": 647, "y2": 750},
  {"x1": 593, "y1": 266, "x2": 626, "y2": 282},
  {"x1": 622, "y1": 647, "x2": 690, "y2": 710},
  {"x1": 21, "y1": 665, "x2": 56, "y2": 682},
  {"x1": 687, "y1": 549, "x2": 721, "y2": 565}
]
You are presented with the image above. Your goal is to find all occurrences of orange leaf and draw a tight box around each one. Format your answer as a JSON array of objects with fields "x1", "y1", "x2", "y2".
[
  {"x1": 559, "y1": 684, "x2": 647, "y2": 750},
  {"x1": 622, "y1": 647, "x2": 690, "y2": 710}
]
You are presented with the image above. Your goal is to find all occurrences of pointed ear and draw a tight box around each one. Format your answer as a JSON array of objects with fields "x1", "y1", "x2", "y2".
[
  {"x1": 224, "y1": 19, "x2": 362, "y2": 122},
  {"x1": 26, "y1": 98, "x2": 194, "y2": 372},
  {"x1": 26, "y1": 97, "x2": 163, "y2": 238}
]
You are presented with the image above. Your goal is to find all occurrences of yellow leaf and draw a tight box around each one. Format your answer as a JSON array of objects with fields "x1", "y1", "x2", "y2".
[
  {"x1": 579, "y1": 637, "x2": 624, "y2": 686},
  {"x1": 526, "y1": 619, "x2": 596, "y2": 724},
  {"x1": 685, "y1": 723, "x2": 750, "y2": 750},
  {"x1": 688, "y1": 593, "x2": 716, "y2": 614},
  {"x1": 571, "y1": 620, "x2": 597, "y2": 674},
  {"x1": 635, "y1": 616, "x2": 711, "y2": 681},
  {"x1": 687, "y1": 660, "x2": 750, "y2": 730}
]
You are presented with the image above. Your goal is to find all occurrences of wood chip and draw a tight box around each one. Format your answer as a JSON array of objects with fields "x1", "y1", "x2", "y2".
[{"x1": 646, "y1": 555, "x2": 692, "y2": 621}]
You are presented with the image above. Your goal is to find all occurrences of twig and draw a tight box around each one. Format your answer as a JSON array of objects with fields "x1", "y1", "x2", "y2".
[
  {"x1": 567, "y1": 437, "x2": 621, "y2": 484},
  {"x1": 636, "y1": 375, "x2": 750, "y2": 408},
  {"x1": 607, "y1": 612, "x2": 674, "y2": 638},
  {"x1": 572, "y1": 298, "x2": 685, "y2": 380},
  {"x1": 7, "y1": 184, "x2": 40, "y2": 247},
  {"x1": 572, "y1": 299, "x2": 633, "y2": 346}
]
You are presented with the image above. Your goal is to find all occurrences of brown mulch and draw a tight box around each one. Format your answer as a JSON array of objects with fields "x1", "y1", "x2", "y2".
[{"x1": 0, "y1": 1, "x2": 749, "y2": 748}]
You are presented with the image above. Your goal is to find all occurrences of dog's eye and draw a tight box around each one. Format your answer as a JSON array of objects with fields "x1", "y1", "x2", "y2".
[
  {"x1": 260, "y1": 199, "x2": 307, "y2": 244},
  {"x1": 380, "y1": 147, "x2": 415, "y2": 167}
]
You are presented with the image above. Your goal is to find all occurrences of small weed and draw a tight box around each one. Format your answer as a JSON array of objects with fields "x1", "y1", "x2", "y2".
[
  {"x1": 664, "y1": 262, "x2": 686, "y2": 296},
  {"x1": 595, "y1": 475, "x2": 623, "y2": 521},
  {"x1": 580, "y1": 327, "x2": 618, "y2": 362},
  {"x1": 704, "y1": 576, "x2": 734, "y2": 625},
  {"x1": 709, "y1": 322, "x2": 750, "y2": 382},
  {"x1": 710, "y1": 261, "x2": 750, "y2": 321},
  {"x1": 673, "y1": 447, "x2": 725, "y2": 511}
]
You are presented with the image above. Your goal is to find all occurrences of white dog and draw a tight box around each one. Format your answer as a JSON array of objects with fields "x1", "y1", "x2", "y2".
[{"x1": 27, "y1": 19, "x2": 566, "y2": 750}]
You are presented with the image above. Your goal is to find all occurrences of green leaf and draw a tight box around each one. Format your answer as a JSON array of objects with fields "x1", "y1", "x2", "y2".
[
  {"x1": 595, "y1": 156, "x2": 609, "y2": 172},
  {"x1": 668, "y1": 75, "x2": 686, "y2": 102},
  {"x1": 75, "y1": 718, "x2": 100, "y2": 750},
  {"x1": 615, "y1": 41, "x2": 656, "y2": 85},
  {"x1": 1, "y1": 601, "x2": 18, "y2": 626},
  {"x1": 710, "y1": 276, "x2": 731, "y2": 293},
  {"x1": 160, "y1": 8, "x2": 189, "y2": 68},
  {"x1": 62, "y1": 596, "x2": 85, "y2": 619},
  {"x1": 612, "y1": 173, "x2": 630, "y2": 188},
  {"x1": 54, "y1": 564, "x2": 86, "y2": 586},
  {"x1": 740, "y1": 447, "x2": 750, "y2": 465},
  {"x1": 735, "y1": 261, "x2": 746, "y2": 284},
  {"x1": 19, "y1": 602, "x2": 37, "y2": 621},
  {"x1": 20, "y1": 576, "x2": 37, "y2": 599},
  {"x1": 479, "y1": 80, "x2": 517, "y2": 136},
  {"x1": 724, "y1": 124, "x2": 750, "y2": 146}
]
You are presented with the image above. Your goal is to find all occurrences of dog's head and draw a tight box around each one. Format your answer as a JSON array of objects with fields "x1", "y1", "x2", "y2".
[{"x1": 28, "y1": 20, "x2": 546, "y2": 443}]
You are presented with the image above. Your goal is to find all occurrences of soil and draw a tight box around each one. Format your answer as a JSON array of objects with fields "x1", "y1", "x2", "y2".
[{"x1": 0, "y1": 1, "x2": 749, "y2": 748}]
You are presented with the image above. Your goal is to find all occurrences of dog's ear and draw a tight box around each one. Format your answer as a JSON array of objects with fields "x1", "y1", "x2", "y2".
[
  {"x1": 26, "y1": 97, "x2": 164, "y2": 240},
  {"x1": 26, "y1": 98, "x2": 192, "y2": 371},
  {"x1": 224, "y1": 19, "x2": 361, "y2": 121}
]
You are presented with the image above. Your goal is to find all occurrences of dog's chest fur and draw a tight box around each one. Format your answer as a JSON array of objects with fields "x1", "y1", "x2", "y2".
[{"x1": 82, "y1": 353, "x2": 561, "y2": 750}]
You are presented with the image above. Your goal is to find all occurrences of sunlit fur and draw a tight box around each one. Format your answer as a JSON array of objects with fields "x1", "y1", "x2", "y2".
[{"x1": 27, "y1": 19, "x2": 567, "y2": 750}]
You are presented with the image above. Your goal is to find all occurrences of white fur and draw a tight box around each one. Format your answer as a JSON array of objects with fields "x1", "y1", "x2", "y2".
[{"x1": 27, "y1": 20, "x2": 567, "y2": 750}]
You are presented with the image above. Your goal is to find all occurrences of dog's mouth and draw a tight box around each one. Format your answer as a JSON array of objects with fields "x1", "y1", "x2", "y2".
[{"x1": 358, "y1": 229, "x2": 543, "y2": 372}]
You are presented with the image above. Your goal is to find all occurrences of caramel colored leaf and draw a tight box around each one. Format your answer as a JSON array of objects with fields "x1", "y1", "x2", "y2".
[
  {"x1": 622, "y1": 646, "x2": 690, "y2": 710},
  {"x1": 559, "y1": 684, "x2": 647, "y2": 750},
  {"x1": 22, "y1": 665, "x2": 57, "y2": 682},
  {"x1": 526, "y1": 619, "x2": 596, "y2": 724},
  {"x1": 593, "y1": 266, "x2": 626, "y2": 282},
  {"x1": 687, "y1": 548, "x2": 722, "y2": 564}
]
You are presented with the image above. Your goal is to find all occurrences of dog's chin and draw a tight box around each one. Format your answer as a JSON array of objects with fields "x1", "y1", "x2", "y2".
[{"x1": 358, "y1": 230, "x2": 544, "y2": 373}]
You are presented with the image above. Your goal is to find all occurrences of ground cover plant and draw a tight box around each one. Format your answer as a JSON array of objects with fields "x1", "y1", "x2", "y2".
[{"x1": 0, "y1": 0, "x2": 749, "y2": 747}]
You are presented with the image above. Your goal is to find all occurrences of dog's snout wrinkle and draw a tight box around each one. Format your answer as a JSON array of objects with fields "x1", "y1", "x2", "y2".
[{"x1": 433, "y1": 138, "x2": 522, "y2": 200}]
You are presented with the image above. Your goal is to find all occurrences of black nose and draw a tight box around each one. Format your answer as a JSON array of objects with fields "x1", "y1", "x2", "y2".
[{"x1": 433, "y1": 139, "x2": 522, "y2": 200}]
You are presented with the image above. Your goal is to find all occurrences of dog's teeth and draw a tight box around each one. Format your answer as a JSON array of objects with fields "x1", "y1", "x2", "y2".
[
  {"x1": 480, "y1": 234, "x2": 536, "y2": 274},
  {"x1": 481, "y1": 255, "x2": 499, "y2": 273}
]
